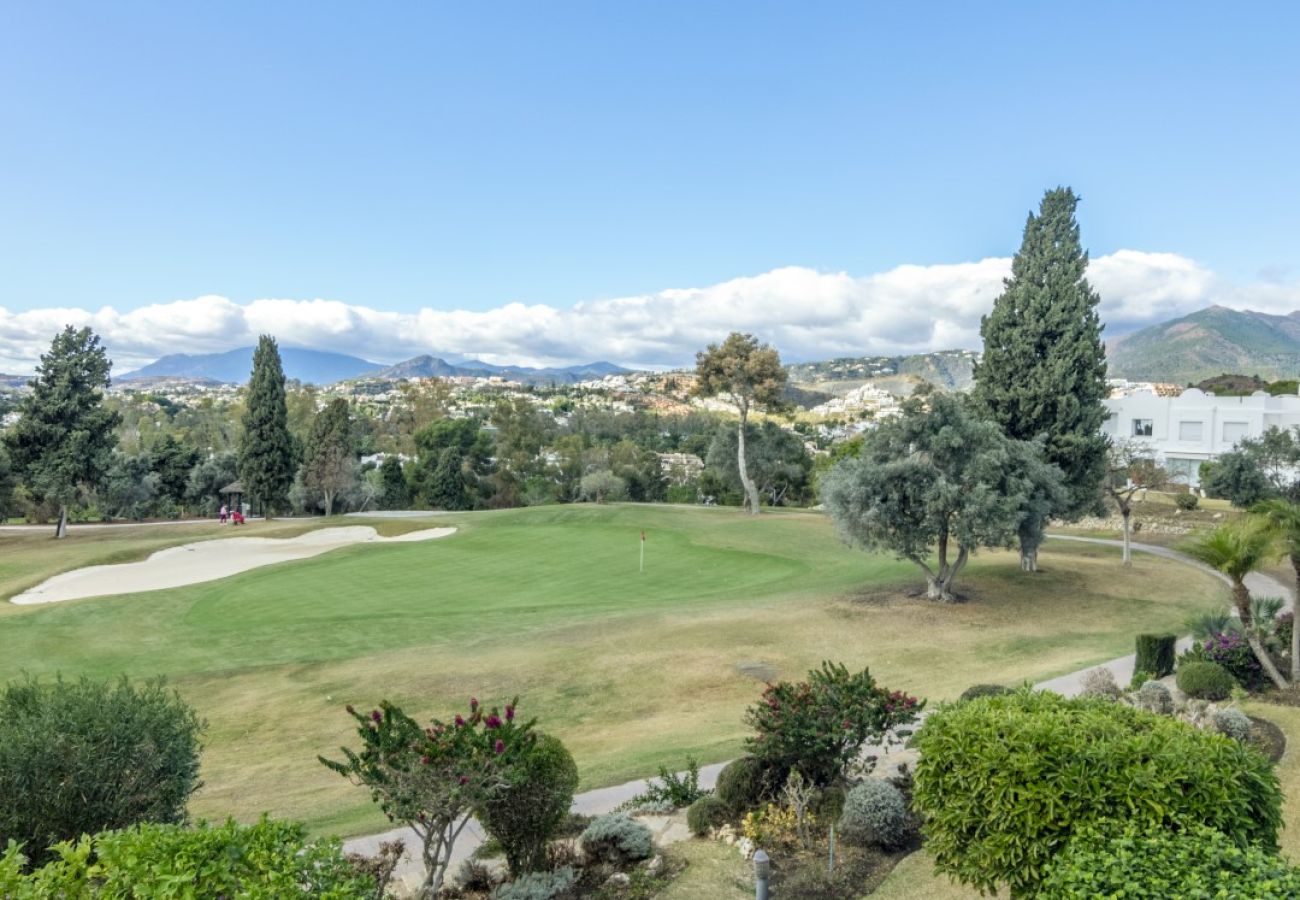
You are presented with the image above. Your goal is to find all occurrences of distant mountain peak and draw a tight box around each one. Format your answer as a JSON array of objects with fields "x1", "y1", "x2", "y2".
[{"x1": 1108, "y1": 306, "x2": 1300, "y2": 383}]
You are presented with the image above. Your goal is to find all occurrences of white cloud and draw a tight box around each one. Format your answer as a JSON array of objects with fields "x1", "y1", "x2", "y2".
[{"x1": 0, "y1": 250, "x2": 1296, "y2": 373}]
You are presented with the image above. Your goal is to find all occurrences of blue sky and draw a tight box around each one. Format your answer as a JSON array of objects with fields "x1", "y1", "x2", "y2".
[{"x1": 1, "y1": 2, "x2": 1298, "y2": 368}]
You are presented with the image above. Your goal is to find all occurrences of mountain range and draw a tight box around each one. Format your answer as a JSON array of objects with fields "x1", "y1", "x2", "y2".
[
  {"x1": 120, "y1": 348, "x2": 629, "y2": 386},
  {"x1": 1106, "y1": 306, "x2": 1300, "y2": 383}
]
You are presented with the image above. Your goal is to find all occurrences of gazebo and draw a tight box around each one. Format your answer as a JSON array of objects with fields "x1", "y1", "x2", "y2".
[{"x1": 220, "y1": 480, "x2": 246, "y2": 516}]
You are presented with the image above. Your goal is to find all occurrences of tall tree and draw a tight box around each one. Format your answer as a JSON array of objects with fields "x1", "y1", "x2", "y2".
[
  {"x1": 238, "y1": 335, "x2": 296, "y2": 517},
  {"x1": 149, "y1": 434, "x2": 201, "y2": 509},
  {"x1": 821, "y1": 390, "x2": 1046, "y2": 602},
  {"x1": 4, "y1": 326, "x2": 121, "y2": 538},
  {"x1": 973, "y1": 187, "x2": 1109, "y2": 569},
  {"x1": 302, "y1": 399, "x2": 356, "y2": 516},
  {"x1": 693, "y1": 333, "x2": 788, "y2": 515},
  {"x1": 378, "y1": 456, "x2": 410, "y2": 510}
]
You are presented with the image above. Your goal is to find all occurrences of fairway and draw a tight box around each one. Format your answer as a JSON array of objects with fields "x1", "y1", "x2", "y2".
[{"x1": 0, "y1": 504, "x2": 1227, "y2": 837}]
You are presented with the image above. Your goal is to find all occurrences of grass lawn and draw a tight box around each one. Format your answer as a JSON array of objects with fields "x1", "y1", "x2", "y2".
[{"x1": 0, "y1": 503, "x2": 1227, "y2": 837}]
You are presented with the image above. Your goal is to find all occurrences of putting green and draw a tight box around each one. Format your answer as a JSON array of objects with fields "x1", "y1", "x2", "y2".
[{"x1": 0, "y1": 504, "x2": 1227, "y2": 837}]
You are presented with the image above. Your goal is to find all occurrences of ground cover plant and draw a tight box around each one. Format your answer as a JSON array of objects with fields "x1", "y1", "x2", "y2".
[{"x1": 0, "y1": 504, "x2": 1229, "y2": 836}]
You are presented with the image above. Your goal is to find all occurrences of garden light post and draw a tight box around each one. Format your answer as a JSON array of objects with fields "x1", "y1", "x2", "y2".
[{"x1": 754, "y1": 848, "x2": 770, "y2": 900}]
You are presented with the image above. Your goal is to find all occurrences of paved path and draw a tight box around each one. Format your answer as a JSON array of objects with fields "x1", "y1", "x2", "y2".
[{"x1": 343, "y1": 533, "x2": 1295, "y2": 891}]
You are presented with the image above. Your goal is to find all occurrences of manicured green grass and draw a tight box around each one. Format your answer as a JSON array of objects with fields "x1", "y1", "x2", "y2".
[{"x1": 0, "y1": 504, "x2": 1227, "y2": 838}]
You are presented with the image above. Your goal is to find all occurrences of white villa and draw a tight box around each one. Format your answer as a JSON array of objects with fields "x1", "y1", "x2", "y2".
[{"x1": 1102, "y1": 389, "x2": 1300, "y2": 486}]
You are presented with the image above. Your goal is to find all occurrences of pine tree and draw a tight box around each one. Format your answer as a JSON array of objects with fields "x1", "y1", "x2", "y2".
[
  {"x1": 378, "y1": 456, "x2": 410, "y2": 509},
  {"x1": 972, "y1": 187, "x2": 1109, "y2": 570},
  {"x1": 4, "y1": 326, "x2": 122, "y2": 537},
  {"x1": 238, "y1": 335, "x2": 296, "y2": 516},
  {"x1": 302, "y1": 398, "x2": 356, "y2": 516}
]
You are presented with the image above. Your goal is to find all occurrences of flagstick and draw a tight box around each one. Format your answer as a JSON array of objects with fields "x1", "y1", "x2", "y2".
[{"x1": 640, "y1": 530, "x2": 645, "y2": 573}]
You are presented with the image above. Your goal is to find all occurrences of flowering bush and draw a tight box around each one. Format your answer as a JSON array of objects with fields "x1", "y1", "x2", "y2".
[
  {"x1": 320, "y1": 697, "x2": 533, "y2": 898},
  {"x1": 741, "y1": 802, "x2": 809, "y2": 850},
  {"x1": 744, "y1": 661, "x2": 922, "y2": 787},
  {"x1": 1200, "y1": 631, "x2": 1265, "y2": 689}
]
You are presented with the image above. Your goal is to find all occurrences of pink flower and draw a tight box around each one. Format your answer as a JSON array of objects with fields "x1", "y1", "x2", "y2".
[
  {"x1": 455, "y1": 715, "x2": 465, "y2": 727},
  {"x1": 459, "y1": 775, "x2": 469, "y2": 785},
  {"x1": 494, "y1": 739, "x2": 505, "y2": 754},
  {"x1": 485, "y1": 714, "x2": 502, "y2": 729},
  {"x1": 505, "y1": 705, "x2": 515, "y2": 722},
  {"x1": 371, "y1": 710, "x2": 382, "y2": 723}
]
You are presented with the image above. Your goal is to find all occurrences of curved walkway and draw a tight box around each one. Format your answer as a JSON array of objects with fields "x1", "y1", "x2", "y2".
[{"x1": 343, "y1": 534, "x2": 1293, "y2": 889}]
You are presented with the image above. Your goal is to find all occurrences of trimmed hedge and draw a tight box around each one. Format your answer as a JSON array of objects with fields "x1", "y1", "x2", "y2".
[
  {"x1": 839, "y1": 780, "x2": 907, "y2": 849},
  {"x1": 686, "y1": 796, "x2": 729, "y2": 837},
  {"x1": 1177, "y1": 660, "x2": 1236, "y2": 700},
  {"x1": 1135, "y1": 634, "x2": 1176, "y2": 678},
  {"x1": 1040, "y1": 822, "x2": 1300, "y2": 899},
  {"x1": 480, "y1": 733, "x2": 579, "y2": 876},
  {"x1": 912, "y1": 689, "x2": 1281, "y2": 897},
  {"x1": 958, "y1": 683, "x2": 1011, "y2": 702},
  {"x1": 715, "y1": 757, "x2": 767, "y2": 813}
]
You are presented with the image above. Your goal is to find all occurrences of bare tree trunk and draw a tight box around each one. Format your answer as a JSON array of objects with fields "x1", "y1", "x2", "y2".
[
  {"x1": 1019, "y1": 542, "x2": 1037, "y2": 572},
  {"x1": 324, "y1": 490, "x2": 334, "y2": 516},
  {"x1": 55, "y1": 504, "x2": 68, "y2": 540},
  {"x1": 736, "y1": 416, "x2": 760, "y2": 516},
  {"x1": 1121, "y1": 507, "x2": 1132, "y2": 566},
  {"x1": 1292, "y1": 557, "x2": 1300, "y2": 682},
  {"x1": 1236, "y1": 582, "x2": 1290, "y2": 690}
]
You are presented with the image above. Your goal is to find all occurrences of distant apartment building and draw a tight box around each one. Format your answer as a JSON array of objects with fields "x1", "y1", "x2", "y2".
[{"x1": 1102, "y1": 389, "x2": 1300, "y2": 486}]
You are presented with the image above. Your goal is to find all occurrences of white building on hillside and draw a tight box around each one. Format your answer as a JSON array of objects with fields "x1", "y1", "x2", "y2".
[{"x1": 1102, "y1": 389, "x2": 1300, "y2": 486}]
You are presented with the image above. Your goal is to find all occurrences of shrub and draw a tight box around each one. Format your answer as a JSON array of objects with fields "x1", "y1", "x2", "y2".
[
  {"x1": 490, "y1": 866, "x2": 577, "y2": 900},
  {"x1": 1278, "y1": 611, "x2": 1294, "y2": 653},
  {"x1": 1201, "y1": 632, "x2": 1265, "y2": 689},
  {"x1": 579, "y1": 813, "x2": 653, "y2": 866},
  {"x1": 1174, "y1": 492, "x2": 1199, "y2": 510},
  {"x1": 744, "y1": 661, "x2": 921, "y2": 787},
  {"x1": 0, "y1": 675, "x2": 204, "y2": 865},
  {"x1": 912, "y1": 689, "x2": 1281, "y2": 897},
  {"x1": 811, "y1": 785, "x2": 846, "y2": 823},
  {"x1": 3, "y1": 817, "x2": 371, "y2": 898},
  {"x1": 839, "y1": 780, "x2": 908, "y2": 849},
  {"x1": 1187, "y1": 608, "x2": 1237, "y2": 641},
  {"x1": 1212, "y1": 708, "x2": 1253, "y2": 742},
  {"x1": 1078, "y1": 667, "x2": 1122, "y2": 700},
  {"x1": 1040, "y1": 822, "x2": 1300, "y2": 899},
  {"x1": 686, "y1": 796, "x2": 729, "y2": 837},
  {"x1": 715, "y1": 757, "x2": 769, "y2": 813},
  {"x1": 958, "y1": 683, "x2": 1010, "y2": 702},
  {"x1": 1135, "y1": 681, "x2": 1173, "y2": 716},
  {"x1": 625, "y1": 757, "x2": 707, "y2": 811},
  {"x1": 1128, "y1": 668, "x2": 1154, "y2": 691},
  {"x1": 740, "y1": 802, "x2": 805, "y2": 850},
  {"x1": 1178, "y1": 660, "x2": 1237, "y2": 700},
  {"x1": 481, "y1": 733, "x2": 580, "y2": 876},
  {"x1": 1135, "y1": 634, "x2": 1176, "y2": 678}
]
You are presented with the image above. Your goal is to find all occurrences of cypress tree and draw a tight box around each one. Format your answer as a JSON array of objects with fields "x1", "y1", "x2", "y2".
[
  {"x1": 238, "y1": 335, "x2": 296, "y2": 516},
  {"x1": 972, "y1": 188, "x2": 1109, "y2": 570},
  {"x1": 302, "y1": 398, "x2": 355, "y2": 516}
]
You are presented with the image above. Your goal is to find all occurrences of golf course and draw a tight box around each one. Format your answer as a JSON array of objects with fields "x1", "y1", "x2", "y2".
[{"x1": 0, "y1": 504, "x2": 1228, "y2": 837}]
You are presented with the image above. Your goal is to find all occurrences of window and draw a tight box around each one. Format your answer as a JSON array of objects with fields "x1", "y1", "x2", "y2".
[
  {"x1": 1132, "y1": 418, "x2": 1153, "y2": 437},
  {"x1": 1178, "y1": 421, "x2": 1204, "y2": 442},
  {"x1": 1223, "y1": 421, "x2": 1249, "y2": 443}
]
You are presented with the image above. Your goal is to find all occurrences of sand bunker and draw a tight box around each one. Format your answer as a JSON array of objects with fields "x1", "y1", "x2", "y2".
[{"x1": 9, "y1": 525, "x2": 456, "y2": 605}]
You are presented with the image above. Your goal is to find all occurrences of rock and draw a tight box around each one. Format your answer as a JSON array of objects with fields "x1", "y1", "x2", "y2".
[
  {"x1": 737, "y1": 837, "x2": 755, "y2": 858},
  {"x1": 604, "y1": 872, "x2": 631, "y2": 889},
  {"x1": 646, "y1": 855, "x2": 664, "y2": 876}
]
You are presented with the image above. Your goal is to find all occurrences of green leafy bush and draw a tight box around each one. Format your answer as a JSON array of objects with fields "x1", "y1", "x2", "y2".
[
  {"x1": 1178, "y1": 660, "x2": 1237, "y2": 700},
  {"x1": 579, "y1": 813, "x2": 653, "y2": 866},
  {"x1": 626, "y1": 757, "x2": 707, "y2": 811},
  {"x1": 1174, "y1": 492, "x2": 1199, "y2": 510},
  {"x1": 1135, "y1": 634, "x2": 1176, "y2": 678},
  {"x1": 958, "y1": 683, "x2": 1011, "y2": 701},
  {"x1": 838, "y1": 780, "x2": 907, "y2": 849},
  {"x1": 1040, "y1": 822, "x2": 1300, "y2": 899},
  {"x1": 0, "y1": 675, "x2": 204, "y2": 865},
  {"x1": 912, "y1": 689, "x2": 1281, "y2": 897},
  {"x1": 490, "y1": 865, "x2": 577, "y2": 900},
  {"x1": 715, "y1": 757, "x2": 768, "y2": 813},
  {"x1": 481, "y1": 733, "x2": 579, "y2": 876},
  {"x1": 0, "y1": 817, "x2": 371, "y2": 898},
  {"x1": 744, "y1": 661, "x2": 921, "y2": 787},
  {"x1": 686, "y1": 796, "x2": 729, "y2": 837}
]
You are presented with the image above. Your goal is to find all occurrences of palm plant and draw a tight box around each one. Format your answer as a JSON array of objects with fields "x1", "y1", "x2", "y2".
[
  {"x1": 1187, "y1": 521, "x2": 1288, "y2": 689},
  {"x1": 1185, "y1": 607, "x2": 1238, "y2": 641},
  {"x1": 1252, "y1": 498, "x2": 1300, "y2": 681}
]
